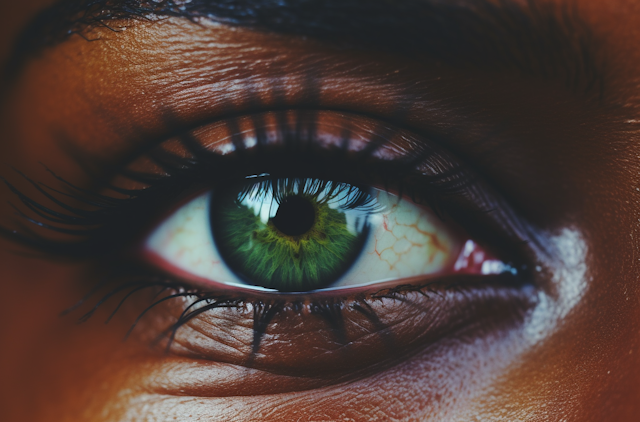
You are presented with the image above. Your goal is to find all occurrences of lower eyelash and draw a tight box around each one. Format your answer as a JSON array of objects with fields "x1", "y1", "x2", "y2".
[{"x1": 66, "y1": 266, "x2": 525, "y2": 362}]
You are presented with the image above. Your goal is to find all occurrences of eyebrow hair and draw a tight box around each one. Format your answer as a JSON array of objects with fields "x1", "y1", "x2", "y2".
[{"x1": 5, "y1": 0, "x2": 604, "y2": 96}]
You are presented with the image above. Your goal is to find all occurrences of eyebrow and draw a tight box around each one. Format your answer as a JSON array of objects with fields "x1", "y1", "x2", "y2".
[{"x1": 5, "y1": 0, "x2": 604, "y2": 96}]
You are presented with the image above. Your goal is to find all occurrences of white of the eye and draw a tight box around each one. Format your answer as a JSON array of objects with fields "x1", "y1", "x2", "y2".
[
  {"x1": 145, "y1": 189, "x2": 463, "y2": 291},
  {"x1": 145, "y1": 193, "x2": 252, "y2": 289},
  {"x1": 332, "y1": 190, "x2": 463, "y2": 288}
]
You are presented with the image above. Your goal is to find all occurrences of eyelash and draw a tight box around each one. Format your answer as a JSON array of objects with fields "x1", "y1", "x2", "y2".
[
  {"x1": 0, "y1": 109, "x2": 529, "y2": 356},
  {"x1": 1, "y1": 110, "x2": 473, "y2": 258},
  {"x1": 64, "y1": 267, "x2": 522, "y2": 358}
]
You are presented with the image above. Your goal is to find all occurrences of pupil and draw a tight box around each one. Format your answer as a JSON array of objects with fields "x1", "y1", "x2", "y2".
[{"x1": 270, "y1": 195, "x2": 315, "y2": 236}]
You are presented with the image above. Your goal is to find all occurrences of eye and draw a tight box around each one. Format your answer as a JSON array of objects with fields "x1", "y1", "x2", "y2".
[
  {"x1": 144, "y1": 178, "x2": 482, "y2": 293},
  {"x1": 2, "y1": 109, "x2": 535, "y2": 377}
]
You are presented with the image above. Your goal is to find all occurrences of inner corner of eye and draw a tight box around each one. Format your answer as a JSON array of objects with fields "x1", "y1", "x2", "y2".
[{"x1": 141, "y1": 179, "x2": 512, "y2": 294}]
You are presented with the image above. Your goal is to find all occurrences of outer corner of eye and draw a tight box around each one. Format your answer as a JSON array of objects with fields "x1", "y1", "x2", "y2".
[{"x1": 140, "y1": 178, "x2": 512, "y2": 295}]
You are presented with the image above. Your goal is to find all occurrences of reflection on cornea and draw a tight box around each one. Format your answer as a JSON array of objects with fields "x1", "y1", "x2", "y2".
[{"x1": 523, "y1": 227, "x2": 588, "y2": 345}]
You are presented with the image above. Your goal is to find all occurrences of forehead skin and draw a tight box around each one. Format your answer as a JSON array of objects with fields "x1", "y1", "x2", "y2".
[{"x1": 1, "y1": 1, "x2": 640, "y2": 421}]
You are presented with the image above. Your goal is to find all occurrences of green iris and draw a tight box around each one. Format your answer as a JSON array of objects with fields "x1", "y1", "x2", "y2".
[{"x1": 210, "y1": 178, "x2": 373, "y2": 291}]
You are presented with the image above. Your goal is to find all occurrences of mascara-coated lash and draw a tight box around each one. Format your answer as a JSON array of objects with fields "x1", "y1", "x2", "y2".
[{"x1": 0, "y1": 110, "x2": 475, "y2": 259}]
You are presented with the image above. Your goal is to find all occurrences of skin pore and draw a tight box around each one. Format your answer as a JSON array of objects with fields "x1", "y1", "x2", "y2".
[{"x1": 2, "y1": 0, "x2": 640, "y2": 421}]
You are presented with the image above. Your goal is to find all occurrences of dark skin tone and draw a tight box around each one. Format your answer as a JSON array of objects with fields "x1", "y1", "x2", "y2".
[{"x1": 2, "y1": 0, "x2": 640, "y2": 421}]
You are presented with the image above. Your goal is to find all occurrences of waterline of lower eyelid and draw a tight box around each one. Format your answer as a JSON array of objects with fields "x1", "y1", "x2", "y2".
[{"x1": 144, "y1": 239, "x2": 510, "y2": 298}]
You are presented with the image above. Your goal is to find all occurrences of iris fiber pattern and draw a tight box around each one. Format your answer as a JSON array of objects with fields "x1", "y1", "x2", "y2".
[{"x1": 210, "y1": 179, "x2": 373, "y2": 291}]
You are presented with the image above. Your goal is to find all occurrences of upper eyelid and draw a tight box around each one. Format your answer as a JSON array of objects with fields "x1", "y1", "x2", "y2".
[
  {"x1": 120, "y1": 110, "x2": 467, "y2": 184},
  {"x1": 0, "y1": 109, "x2": 540, "y2": 274},
  {"x1": 73, "y1": 105, "x2": 458, "y2": 181},
  {"x1": 0, "y1": 110, "x2": 470, "y2": 256}
]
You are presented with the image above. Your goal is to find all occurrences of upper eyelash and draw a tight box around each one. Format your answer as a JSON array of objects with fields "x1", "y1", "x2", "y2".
[{"x1": 0, "y1": 110, "x2": 474, "y2": 259}]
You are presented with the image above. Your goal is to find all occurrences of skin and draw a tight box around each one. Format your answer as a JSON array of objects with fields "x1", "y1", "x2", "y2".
[{"x1": 1, "y1": 0, "x2": 640, "y2": 421}]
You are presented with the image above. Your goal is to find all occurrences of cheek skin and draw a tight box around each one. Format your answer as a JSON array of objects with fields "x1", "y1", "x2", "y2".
[
  {"x1": 0, "y1": 247, "x2": 530, "y2": 422},
  {"x1": 0, "y1": 255, "x2": 133, "y2": 422}
]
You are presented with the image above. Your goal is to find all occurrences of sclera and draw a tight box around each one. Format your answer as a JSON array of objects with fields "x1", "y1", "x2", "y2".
[{"x1": 144, "y1": 187, "x2": 465, "y2": 292}]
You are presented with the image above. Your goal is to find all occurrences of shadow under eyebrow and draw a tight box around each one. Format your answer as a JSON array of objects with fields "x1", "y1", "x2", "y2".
[{"x1": 4, "y1": 0, "x2": 605, "y2": 98}]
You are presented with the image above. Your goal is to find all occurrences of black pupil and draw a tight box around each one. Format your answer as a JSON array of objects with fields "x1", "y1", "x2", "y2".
[{"x1": 270, "y1": 195, "x2": 315, "y2": 236}]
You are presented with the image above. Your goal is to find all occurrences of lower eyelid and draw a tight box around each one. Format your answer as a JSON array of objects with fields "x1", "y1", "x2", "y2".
[{"x1": 121, "y1": 276, "x2": 537, "y2": 383}]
